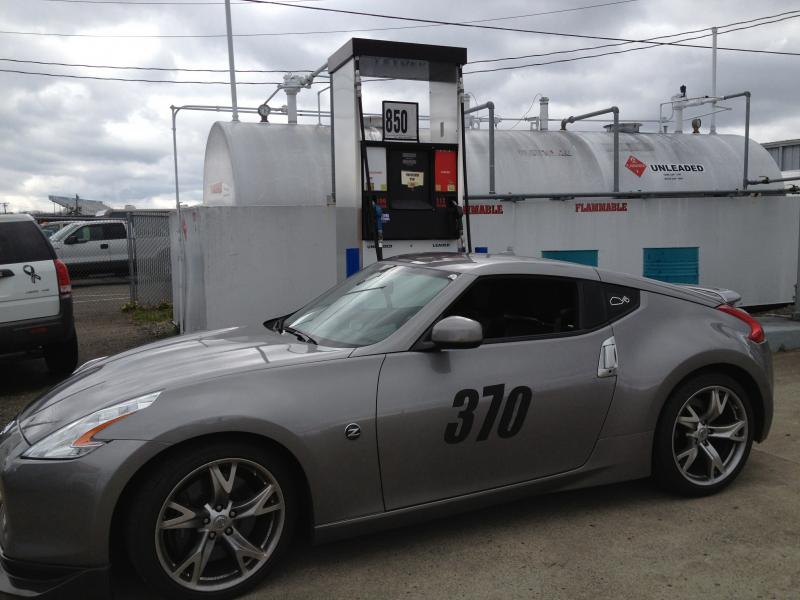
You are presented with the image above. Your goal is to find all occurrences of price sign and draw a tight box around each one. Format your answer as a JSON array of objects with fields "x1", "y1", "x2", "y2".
[{"x1": 382, "y1": 101, "x2": 419, "y2": 142}]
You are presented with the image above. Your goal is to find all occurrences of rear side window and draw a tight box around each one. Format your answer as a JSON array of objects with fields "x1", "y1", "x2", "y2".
[
  {"x1": 0, "y1": 221, "x2": 53, "y2": 264},
  {"x1": 103, "y1": 223, "x2": 126, "y2": 240},
  {"x1": 444, "y1": 276, "x2": 580, "y2": 340},
  {"x1": 603, "y1": 284, "x2": 640, "y2": 321}
]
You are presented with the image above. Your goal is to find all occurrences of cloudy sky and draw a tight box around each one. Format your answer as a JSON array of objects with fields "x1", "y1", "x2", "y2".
[{"x1": 0, "y1": 0, "x2": 797, "y2": 213}]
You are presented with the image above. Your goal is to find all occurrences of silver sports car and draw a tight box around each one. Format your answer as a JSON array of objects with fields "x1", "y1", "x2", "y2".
[{"x1": 0, "y1": 253, "x2": 772, "y2": 599}]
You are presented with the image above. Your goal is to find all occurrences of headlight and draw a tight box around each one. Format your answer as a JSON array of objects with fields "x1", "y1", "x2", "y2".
[{"x1": 22, "y1": 391, "x2": 161, "y2": 460}]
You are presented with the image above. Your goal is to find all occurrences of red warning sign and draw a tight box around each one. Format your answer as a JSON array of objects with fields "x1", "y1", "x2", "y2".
[
  {"x1": 625, "y1": 155, "x2": 647, "y2": 177},
  {"x1": 434, "y1": 149, "x2": 457, "y2": 192}
]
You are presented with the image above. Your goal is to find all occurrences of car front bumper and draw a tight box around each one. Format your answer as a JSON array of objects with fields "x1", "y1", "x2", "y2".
[
  {"x1": 0, "y1": 550, "x2": 110, "y2": 599},
  {"x1": 0, "y1": 421, "x2": 167, "y2": 580}
]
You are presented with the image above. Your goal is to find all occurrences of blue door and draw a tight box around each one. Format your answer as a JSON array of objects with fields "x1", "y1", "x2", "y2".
[
  {"x1": 643, "y1": 247, "x2": 699, "y2": 284},
  {"x1": 542, "y1": 249, "x2": 598, "y2": 267}
]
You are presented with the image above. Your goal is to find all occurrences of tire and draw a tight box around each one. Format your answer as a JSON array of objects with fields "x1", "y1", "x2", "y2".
[
  {"x1": 653, "y1": 372, "x2": 754, "y2": 497},
  {"x1": 43, "y1": 332, "x2": 78, "y2": 376},
  {"x1": 125, "y1": 441, "x2": 296, "y2": 600}
]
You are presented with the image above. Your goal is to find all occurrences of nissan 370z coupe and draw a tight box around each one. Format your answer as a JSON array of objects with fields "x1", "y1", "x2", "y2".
[{"x1": 0, "y1": 253, "x2": 772, "y2": 599}]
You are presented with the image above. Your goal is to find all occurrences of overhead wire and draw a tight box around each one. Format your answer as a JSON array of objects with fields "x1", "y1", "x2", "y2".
[
  {"x1": 239, "y1": 0, "x2": 800, "y2": 57},
  {"x1": 0, "y1": 67, "x2": 327, "y2": 84},
  {"x1": 0, "y1": 5, "x2": 796, "y2": 84},
  {"x1": 0, "y1": 57, "x2": 317, "y2": 73},
  {"x1": 1, "y1": 9, "x2": 796, "y2": 79},
  {"x1": 0, "y1": 1, "x2": 644, "y2": 38},
  {"x1": 469, "y1": 8, "x2": 800, "y2": 64},
  {"x1": 466, "y1": 14, "x2": 800, "y2": 73}
]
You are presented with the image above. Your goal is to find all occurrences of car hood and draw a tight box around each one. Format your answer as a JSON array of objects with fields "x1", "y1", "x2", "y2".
[{"x1": 18, "y1": 326, "x2": 352, "y2": 444}]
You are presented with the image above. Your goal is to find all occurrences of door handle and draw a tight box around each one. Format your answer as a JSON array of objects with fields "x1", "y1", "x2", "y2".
[
  {"x1": 597, "y1": 336, "x2": 618, "y2": 378},
  {"x1": 0, "y1": 269, "x2": 14, "y2": 278},
  {"x1": 100, "y1": 243, "x2": 109, "y2": 249}
]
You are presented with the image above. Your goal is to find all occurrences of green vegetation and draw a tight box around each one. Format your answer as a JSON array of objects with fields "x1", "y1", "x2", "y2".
[{"x1": 121, "y1": 300, "x2": 174, "y2": 324}]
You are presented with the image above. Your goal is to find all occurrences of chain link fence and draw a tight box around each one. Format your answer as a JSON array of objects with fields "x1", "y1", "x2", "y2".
[
  {"x1": 127, "y1": 211, "x2": 173, "y2": 307},
  {"x1": 37, "y1": 211, "x2": 173, "y2": 311}
]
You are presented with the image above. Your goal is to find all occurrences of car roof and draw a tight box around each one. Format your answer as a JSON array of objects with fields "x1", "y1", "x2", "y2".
[
  {"x1": 388, "y1": 252, "x2": 598, "y2": 276},
  {"x1": 0, "y1": 213, "x2": 35, "y2": 223},
  {"x1": 388, "y1": 252, "x2": 719, "y2": 307}
]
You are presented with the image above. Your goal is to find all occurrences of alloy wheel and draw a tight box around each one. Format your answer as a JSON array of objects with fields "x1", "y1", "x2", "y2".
[
  {"x1": 154, "y1": 458, "x2": 285, "y2": 593},
  {"x1": 671, "y1": 385, "x2": 749, "y2": 486}
]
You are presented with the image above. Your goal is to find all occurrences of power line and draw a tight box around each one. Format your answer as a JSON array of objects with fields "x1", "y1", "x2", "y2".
[
  {"x1": 0, "y1": 57, "x2": 316, "y2": 73},
  {"x1": 465, "y1": 14, "x2": 800, "y2": 74},
  {"x1": 2, "y1": 14, "x2": 796, "y2": 82},
  {"x1": 34, "y1": 0, "x2": 322, "y2": 4},
  {"x1": 1, "y1": 9, "x2": 795, "y2": 76},
  {"x1": 0, "y1": 67, "x2": 329, "y2": 84},
  {"x1": 469, "y1": 9, "x2": 800, "y2": 64},
  {"x1": 0, "y1": 1, "x2": 647, "y2": 38},
  {"x1": 241, "y1": 0, "x2": 800, "y2": 57}
]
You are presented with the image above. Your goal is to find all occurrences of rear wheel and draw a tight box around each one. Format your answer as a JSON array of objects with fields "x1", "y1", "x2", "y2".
[
  {"x1": 125, "y1": 441, "x2": 296, "y2": 599},
  {"x1": 43, "y1": 332, "x2": 78, "y2": 376},
  {"x1": 653, "y1": 373, "x2": 754, "y2": 496}
]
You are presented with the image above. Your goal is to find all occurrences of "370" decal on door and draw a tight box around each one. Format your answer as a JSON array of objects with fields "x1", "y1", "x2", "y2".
[{"x1": 444, "y1": 384, "x2": 532, "y2": 444}]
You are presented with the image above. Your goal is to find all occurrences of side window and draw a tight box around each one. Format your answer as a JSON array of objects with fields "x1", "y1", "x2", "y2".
[
  {"x1": 443, "y1": 276, "x2": 580, "y2": 340},
  {"x1": 72, "y1": 226, "x2": 91, "y2": 243},
  {"x1": 87, "y1": 224, "x2": 106, "y2": 241},
  {"x1": 603, "y1": 284, "x2": 640, "y2": 321},
  {"x1": 103, "y1": 223, "x2": 126, "y2": 240}
]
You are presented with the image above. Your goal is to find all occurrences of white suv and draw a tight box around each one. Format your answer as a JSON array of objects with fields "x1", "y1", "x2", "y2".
[{"x1": 0, "y1": 214, "x2": 78, "y2": 375}]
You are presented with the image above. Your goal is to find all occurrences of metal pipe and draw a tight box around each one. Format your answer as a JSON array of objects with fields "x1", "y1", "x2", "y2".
[
  {"x1": 355, "y1": 60, "x2": 381, "y2": 261},
  {"x1": 721, "y1": 91, "x2": 751, "y2": 189},
  {"x1": 539, "y1": 97, "x2": 549, "y2": 131},
  {"x1": 748, "y1": 175, "x2": 800, "y2": 185},
  {"x1": 467, "y1": 188, "x2": 796, "y2": 201},
  {"x1": 561, "y1": 106, "x2": 619, "y2": 192},
  {"x1": 459, "y1": 70, "x2": 472, "y2": 252},
  {"x1": 710, "y1": 27, "x2": 718, "y2": 134},
  {"x1": 317, "y1": 85, "x2": 330, "y2": 126},
  {"x1": 223, "y1": 0, "x2": 239, "y2": 122},
  {"x1": 170, "y1": 106, "x2": 185, "y2": 333},
  {"x1": 464, "y1": 101, "x2": 495, "y2": 194}
]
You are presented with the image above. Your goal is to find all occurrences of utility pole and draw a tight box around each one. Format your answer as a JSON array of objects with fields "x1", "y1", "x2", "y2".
[
  {"x1": 710, "y1": 26, "x2": 718, "y2": 134},
  {"x1": 0, "y1": 202, "x2": 8, "y2": 214},
  {"x1": 224, "y1": 0, "x2": 239, "y2": 122}
]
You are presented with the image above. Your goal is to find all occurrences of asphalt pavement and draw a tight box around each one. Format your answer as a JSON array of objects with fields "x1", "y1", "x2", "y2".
[{"x1": 114, "y1": 352, "x2": 800, "y2": 600}]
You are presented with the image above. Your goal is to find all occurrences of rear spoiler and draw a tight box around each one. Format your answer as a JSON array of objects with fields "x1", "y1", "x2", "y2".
[{"x1": 680, "y1": 285, "x2": 742, "y2": 306}]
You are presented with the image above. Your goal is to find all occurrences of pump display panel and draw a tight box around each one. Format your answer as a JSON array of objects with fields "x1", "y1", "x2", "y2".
[{"x1": 362, "y1": 141, "x2": 460, "y2": 241}]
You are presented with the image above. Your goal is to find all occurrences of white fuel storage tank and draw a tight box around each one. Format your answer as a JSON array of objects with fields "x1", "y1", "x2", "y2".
[{"x1": 200, "y1": 122, "x2": 796, "y2": 306}]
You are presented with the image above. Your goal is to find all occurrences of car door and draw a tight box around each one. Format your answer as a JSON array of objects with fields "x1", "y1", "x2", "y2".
[
  {"x1": 101, "y1": 222, "x2": 128, "y2": 275},
  {"x1": 60, "y1": 223, "x2": 107, "y2": 276},
  {"x1": 0, "y1": 219, "x2": 59, "y2": 323},
  {"x1": 376, "y1": 275, "x2": 617, "y2": 510}
]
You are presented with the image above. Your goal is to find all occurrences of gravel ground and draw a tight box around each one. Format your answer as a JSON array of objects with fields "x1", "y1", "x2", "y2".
[{"x1": 0, "y1": 283, "x2": 174, "y2": 424}]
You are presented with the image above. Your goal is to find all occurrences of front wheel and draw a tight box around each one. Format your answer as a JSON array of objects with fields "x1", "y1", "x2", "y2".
[
  {"x1": 125, "y1": 441, "x2": 296, "y2": 599},
  {"x1": 653, "y1": 373, "x2": 754, "y2": 497}
]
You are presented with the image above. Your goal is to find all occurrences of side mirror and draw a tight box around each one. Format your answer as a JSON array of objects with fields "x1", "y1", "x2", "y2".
[
  {"x1": 431, "y1": 316, "x2": 483, "y2": 350},
  {"x1": 65, "y1": 235, "x2": 84, "y2": 245}
]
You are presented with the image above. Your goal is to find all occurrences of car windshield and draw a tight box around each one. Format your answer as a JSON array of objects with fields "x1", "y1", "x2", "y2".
[{"x1": 283, "y1": 263, "x2": 454, "y2": 348}]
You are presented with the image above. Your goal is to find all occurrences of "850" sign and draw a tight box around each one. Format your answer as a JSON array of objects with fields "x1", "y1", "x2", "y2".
[{"x1": 382, "y1": 101, "x2": 419, "y2": 142}]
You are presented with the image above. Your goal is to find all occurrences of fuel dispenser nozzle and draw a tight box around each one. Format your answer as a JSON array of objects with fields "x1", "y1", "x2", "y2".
[{"x1": 372, "y1": 201, "x2": 384, "y2": 261}]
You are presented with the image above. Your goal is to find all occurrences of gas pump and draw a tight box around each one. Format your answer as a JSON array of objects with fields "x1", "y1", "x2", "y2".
[{"x1": 327, "y1": 38, "x2": 468, "y2": 279}]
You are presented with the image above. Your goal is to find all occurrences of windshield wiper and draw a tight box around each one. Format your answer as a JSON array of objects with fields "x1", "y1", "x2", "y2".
[{"x1": 282, "y1": 325, "x2": 317, "y2": 345}]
